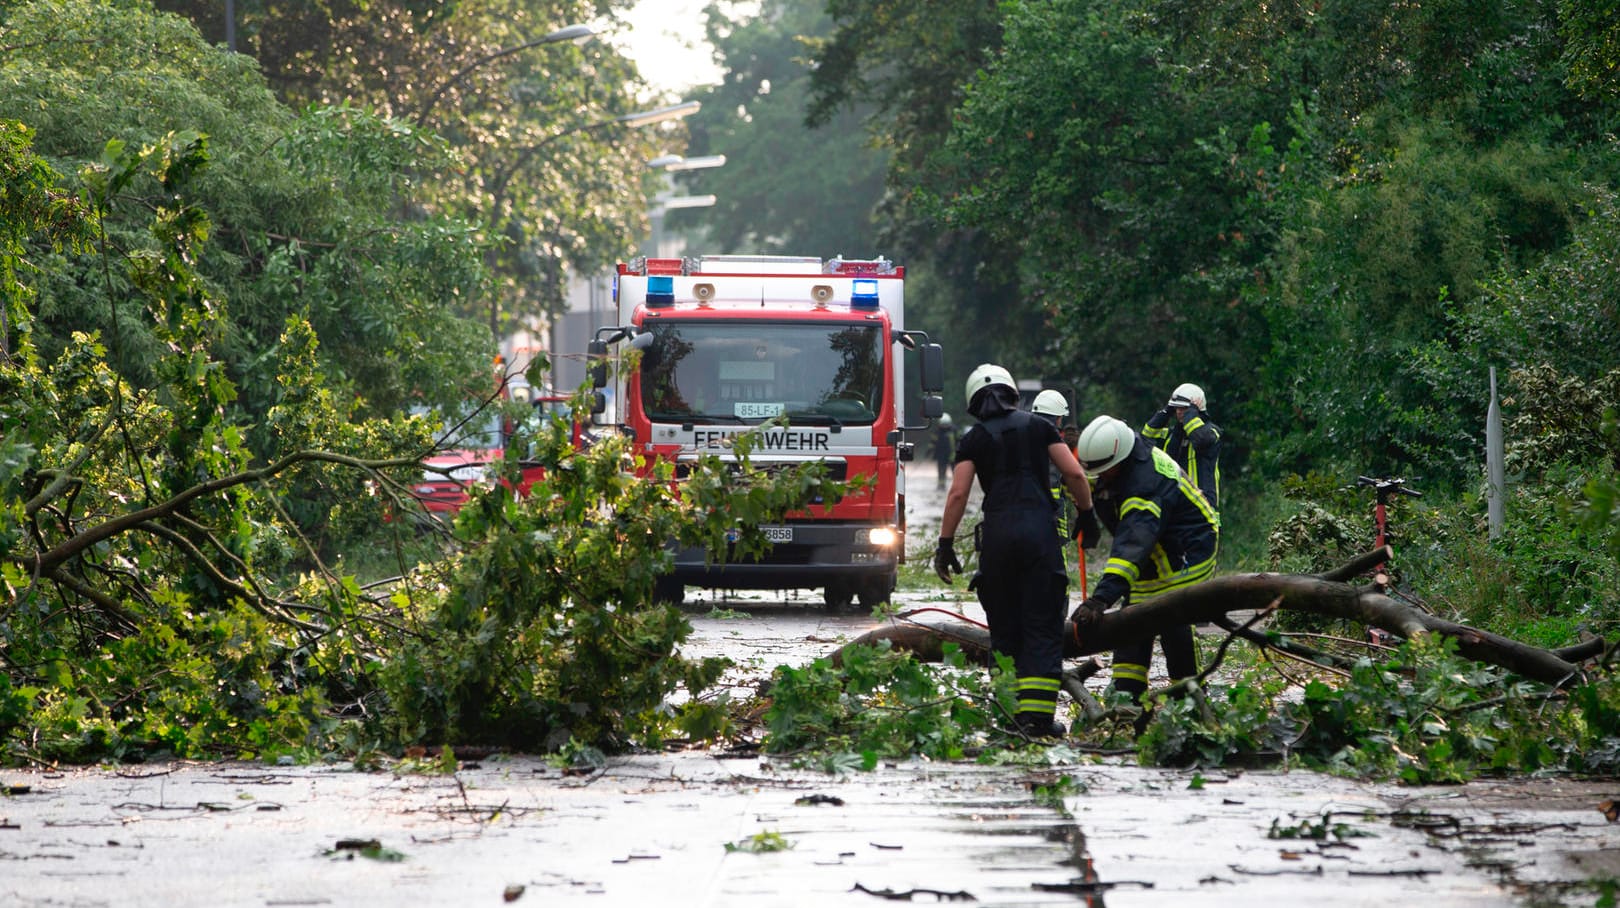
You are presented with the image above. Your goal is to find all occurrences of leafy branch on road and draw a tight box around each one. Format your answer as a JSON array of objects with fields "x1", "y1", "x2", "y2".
[
  {"x1": 755, "y1": 549, "x2": 1620, "y2": 781},
  {"x1": 1, "y1": 120, "x2": 842, "y2": 766}
]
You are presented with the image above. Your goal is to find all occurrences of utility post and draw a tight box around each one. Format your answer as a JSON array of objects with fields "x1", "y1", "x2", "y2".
[{"x1": 645, "y1": 154, "x2": 726, "y2": 257}]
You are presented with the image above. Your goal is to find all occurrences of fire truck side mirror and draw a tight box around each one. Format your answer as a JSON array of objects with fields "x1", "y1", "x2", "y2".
[
  {"x1": 920, "y1": 395, "x2": 944, "y2": 419},
  {"x1": 591, "y1": 390, "x2": 607, "y2": 415},
  {"x1": 919, "y1": 343, "x2": 945, "y2": 393},
  {"x1": 587, "y1": 339, "x2": 608, "y2": 388}
]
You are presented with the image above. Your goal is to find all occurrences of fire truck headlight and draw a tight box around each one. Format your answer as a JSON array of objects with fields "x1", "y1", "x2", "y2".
[{"x1": 866, "y1": 527, "x2": 899, "y2": 548}]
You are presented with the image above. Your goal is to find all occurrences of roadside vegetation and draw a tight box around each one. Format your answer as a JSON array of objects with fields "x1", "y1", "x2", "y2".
[{"x1": 3, "y1": 0, "x2": 1619, "y2": 786}]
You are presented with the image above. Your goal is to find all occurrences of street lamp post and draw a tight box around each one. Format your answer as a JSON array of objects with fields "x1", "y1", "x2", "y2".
[
  {"x1": 490, "y1": 101, "x2": 704, "y2": 342},
  {"x1": 412, "y1": 24, "x2": 596, "y2": 128},
  {"x1": 645, "y1": 154, "x2": 725, "y2": 258},
  {"x1": 647, "y1": 154, "x2": 728, "y2": 172}
]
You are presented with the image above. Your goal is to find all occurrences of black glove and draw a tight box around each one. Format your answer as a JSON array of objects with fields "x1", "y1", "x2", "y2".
[
  {"x1": 1073, "y1": 507, "x2": 1101, "y2": 548},
  {"x1": 1068, "y1": 597, "x2": 1108, "y2": 628},
  {"x1": 1178, "y1": 404, "x2": 1201, "y2": 422},
  {"x1": 934, "y1": 537, "x2": 962, "y2": 583}
]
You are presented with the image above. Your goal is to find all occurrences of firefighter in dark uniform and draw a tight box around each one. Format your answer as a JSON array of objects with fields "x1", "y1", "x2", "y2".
[
  {"x1": 1142, "y1": 382, "x2": 1222, "y2": 514},
  {"x1": 932, "y1": 412, "x2": 956, "y2": 490},
  {"x1": 1030, "y1": 390, "x2": 1100, "y2": 568},
  {"x1": 934, "y1": 365, "x2": 1092, "y2": 737},
  {"x1": 1070, "y1": 415, "x2": 1220, "y2": 702}
]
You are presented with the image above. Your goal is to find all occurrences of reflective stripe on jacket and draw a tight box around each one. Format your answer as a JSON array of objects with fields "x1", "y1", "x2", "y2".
[{"x1": 1092, "y1": 440, "x2": 1219, "y2": 606}]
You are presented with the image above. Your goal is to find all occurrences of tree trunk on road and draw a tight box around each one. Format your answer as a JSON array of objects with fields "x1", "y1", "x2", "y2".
[{"x1": 837, "y1": 548, "x2": 1605, "y2": 687}]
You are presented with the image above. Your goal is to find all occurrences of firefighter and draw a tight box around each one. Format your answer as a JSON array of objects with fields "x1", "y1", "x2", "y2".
[
  {"x1": 1071, "y1": 415, "x2": 1219, "y2": 705},
  {"x1": 1142, "y1": 382, "x2": 1222, "y2": 513},
  {"x1": 1030, "y1": 390, "x2": 1100, "y2": 556},
  {"x1": 932, "y1": 413, "x2": 956, "y2": 490},
  {"x1": 935, "y1": 365, "x2": 1092, "y2": 737}
]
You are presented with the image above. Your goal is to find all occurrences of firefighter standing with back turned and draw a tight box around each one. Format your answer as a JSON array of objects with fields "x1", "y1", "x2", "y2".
[
  {"x1": 1071, "y1": 415, "x2": 1220, "y2": 709},
  {"x1": 935, "y1": 366, "x2": 1092, "y2": 737}
]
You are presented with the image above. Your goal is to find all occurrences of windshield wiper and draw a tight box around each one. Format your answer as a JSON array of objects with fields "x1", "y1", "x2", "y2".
[
  {"x1": 669, "y1": 414, "x2": 748, "y2": 427},
  {"x1": 783, "y1": 410, "x2": 845, "y2": 432}
]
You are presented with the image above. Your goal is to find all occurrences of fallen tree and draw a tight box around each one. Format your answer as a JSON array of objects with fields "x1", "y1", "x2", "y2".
[{"x1": 837, "y1": 548, "x2": 1613, "y2": 688}]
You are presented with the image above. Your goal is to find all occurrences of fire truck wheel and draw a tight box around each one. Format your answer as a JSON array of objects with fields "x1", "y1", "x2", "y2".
[
  {"x1": 856, "y1": 577, "x2": 893, "y2": 609},
  {"x1": 822, "y1": 584, "x2": 856, "y2": 611},
  {"x1": 653, "y1": 576, "x2": 684, "y2": 606}
]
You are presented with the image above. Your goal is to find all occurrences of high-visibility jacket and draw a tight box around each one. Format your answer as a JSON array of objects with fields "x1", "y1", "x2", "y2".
[
  {"x1": 1091, "y1": 436, "x2": 1220, "y2": 608},
  {"x1": 1142, "y1": 407, "x2": 1222, "y2": 512}
]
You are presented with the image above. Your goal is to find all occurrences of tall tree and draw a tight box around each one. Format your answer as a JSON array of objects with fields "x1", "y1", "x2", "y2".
[
  {"x1": 804, "y1": 0, "x2": 1031, "y2": 404},
  {"x1": 674, "y1": 0, "x2": 887, "y2": 258},
  {"x1": 0, "y1": 0, "x2": 493, "y2": 419},
  {"x1": 157, "y1": 0, "x2": 679, "y2": 337}
]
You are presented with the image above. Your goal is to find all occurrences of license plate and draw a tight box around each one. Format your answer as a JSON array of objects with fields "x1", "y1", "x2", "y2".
[{"x1": 762, "y1": 525, "x2": 793, "y2": 543}]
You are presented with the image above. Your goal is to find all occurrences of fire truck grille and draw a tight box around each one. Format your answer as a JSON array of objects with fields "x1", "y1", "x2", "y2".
[{"x1": 675, "y1": 461, "x2": 848, "y2": 482}]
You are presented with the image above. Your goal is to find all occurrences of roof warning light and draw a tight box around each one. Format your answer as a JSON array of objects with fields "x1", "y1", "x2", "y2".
[
  {"x1": 850, "y1": 278, "x2": 880, "y2": 309},
  {"x1": 647, "y1": 274, "x2": 675, "y2": 308}
]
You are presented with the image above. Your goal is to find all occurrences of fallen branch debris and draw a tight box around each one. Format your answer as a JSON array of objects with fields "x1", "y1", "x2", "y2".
[{"x1": 838, "y1": 549, "x2": 1607, "y2": 688}]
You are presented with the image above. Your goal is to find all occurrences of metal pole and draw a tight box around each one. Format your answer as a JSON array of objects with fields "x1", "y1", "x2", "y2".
[{"x1": 1487, "y1": 366, "x2": 1505, "y2": 538}]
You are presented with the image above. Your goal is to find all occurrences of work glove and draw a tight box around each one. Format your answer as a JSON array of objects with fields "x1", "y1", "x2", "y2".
[
  {"x1": 1073, "y1": 507, "x2": 1101, "y2": 548},
  {"x1": 1068, "y1": 597, "x2": 1109, "y2": 629},
  {"x1": 934, "y1": 537, "x2": 963, "y2": 584},
  {"x1": 1178, "y1": 404, "x2": 1201, "y2": 422}
]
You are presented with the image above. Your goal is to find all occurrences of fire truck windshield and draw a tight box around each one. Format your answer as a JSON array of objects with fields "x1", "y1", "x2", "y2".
[{"x1": 639, "y1": 321, "x2": 885, "y2": 425}]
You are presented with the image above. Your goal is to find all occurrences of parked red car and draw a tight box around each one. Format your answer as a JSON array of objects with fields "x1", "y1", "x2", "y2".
[{"x1": 410, "y1": 373, "x2": 574, "y2": 518}]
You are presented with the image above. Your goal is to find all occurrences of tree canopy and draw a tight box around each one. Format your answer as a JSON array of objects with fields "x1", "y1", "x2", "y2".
[
  {"x1": 155, "y1": 0, "x2": 683, "y2": 334},
  {"x1": 672, "y1": 0, "x2": 888, "y2": 257},
  {"x1": 0, "y1": 0, "x2": 492, "y2": 418}
]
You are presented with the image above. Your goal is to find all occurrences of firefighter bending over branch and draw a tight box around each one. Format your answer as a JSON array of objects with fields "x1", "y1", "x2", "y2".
[
  {"x1": 1071, "y1": 415, "x2": 1220, "y2": 703},
  {"x1": 934, "y1": 365, "x2": 1092, "y2": 737}
]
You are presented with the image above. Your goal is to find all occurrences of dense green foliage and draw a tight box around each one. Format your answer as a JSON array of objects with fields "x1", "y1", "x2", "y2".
[
  {"x1": 153, "y1": 0, "x2": 667, "y2": 333},
  {"x1": 768, "y1": 637, "x2": 1620, "y2": 785},
  {"x1": 691, "y1": 0, "x2": 1620, "y2": 617},
  {"x1": 675, "y1": 0, "x2": 888, "y2": 256},
  {"x1": 762, "y1": 641, "x2": 1009, "y2": 770},
  {"x1": 0, "y1": 2, "x2": 835, "y2": 765},
  {"x1": 0, "y1": 0, "x2": 493, "y2": 420},
  {"x1": 373, "y1": 417, "x2": 843, "y2": 752},
  {"x1": 4, "y1": 0, "x2": 1619, "y2": 784},
  {"x1": 1138, "y1": 636, "x2": 1620, "y2": 782},
  {"x1": 0, "y1": 123, "x2": 835, "y2": 760}
]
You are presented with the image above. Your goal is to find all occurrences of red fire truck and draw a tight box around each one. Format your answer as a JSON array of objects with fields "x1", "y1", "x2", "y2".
[{"x1": 589, "y1": 254, "x2": 944, "y2": 608}]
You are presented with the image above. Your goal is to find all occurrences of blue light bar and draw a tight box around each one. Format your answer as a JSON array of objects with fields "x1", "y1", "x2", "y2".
[
  {"x1": 850, "y1": 278, "x2": 880, "y2": 309},
  {"x1": 647, "y1": 274, "x2": 675, "y2": 307}
]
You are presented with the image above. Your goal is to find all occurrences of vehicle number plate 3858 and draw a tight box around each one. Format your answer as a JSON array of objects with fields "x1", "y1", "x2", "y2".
[{"x1": 762, "y1": 525, "x2": 793, "y2": 543}]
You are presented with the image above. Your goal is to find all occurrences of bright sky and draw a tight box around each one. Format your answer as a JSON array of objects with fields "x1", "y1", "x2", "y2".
[{"x1": 611, "y1": 1, "x2": 725, "y2": 98}]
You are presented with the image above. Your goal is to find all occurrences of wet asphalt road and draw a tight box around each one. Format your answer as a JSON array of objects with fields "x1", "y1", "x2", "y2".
[{"x1": 4, "y1": 466, "x2": 1619, "y2": 906}]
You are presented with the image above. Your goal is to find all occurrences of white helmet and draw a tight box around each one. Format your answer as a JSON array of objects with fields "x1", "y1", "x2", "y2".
[
  {"x1": 964, "y1": 363, "x2": 1016, "y2": 409},
  {"x1": 1167, "y1": 382, "x2": 1206, "y2": 411},
  {"x1": 938, "y1": 412, "x2": 953, "y2": 428},
  {"x1": 1031, "y1": 389, "x2": 1069, "y2": 418},
  {"x1": 1077, "y1": 415, "x2": 1135, "y2": 479}
]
